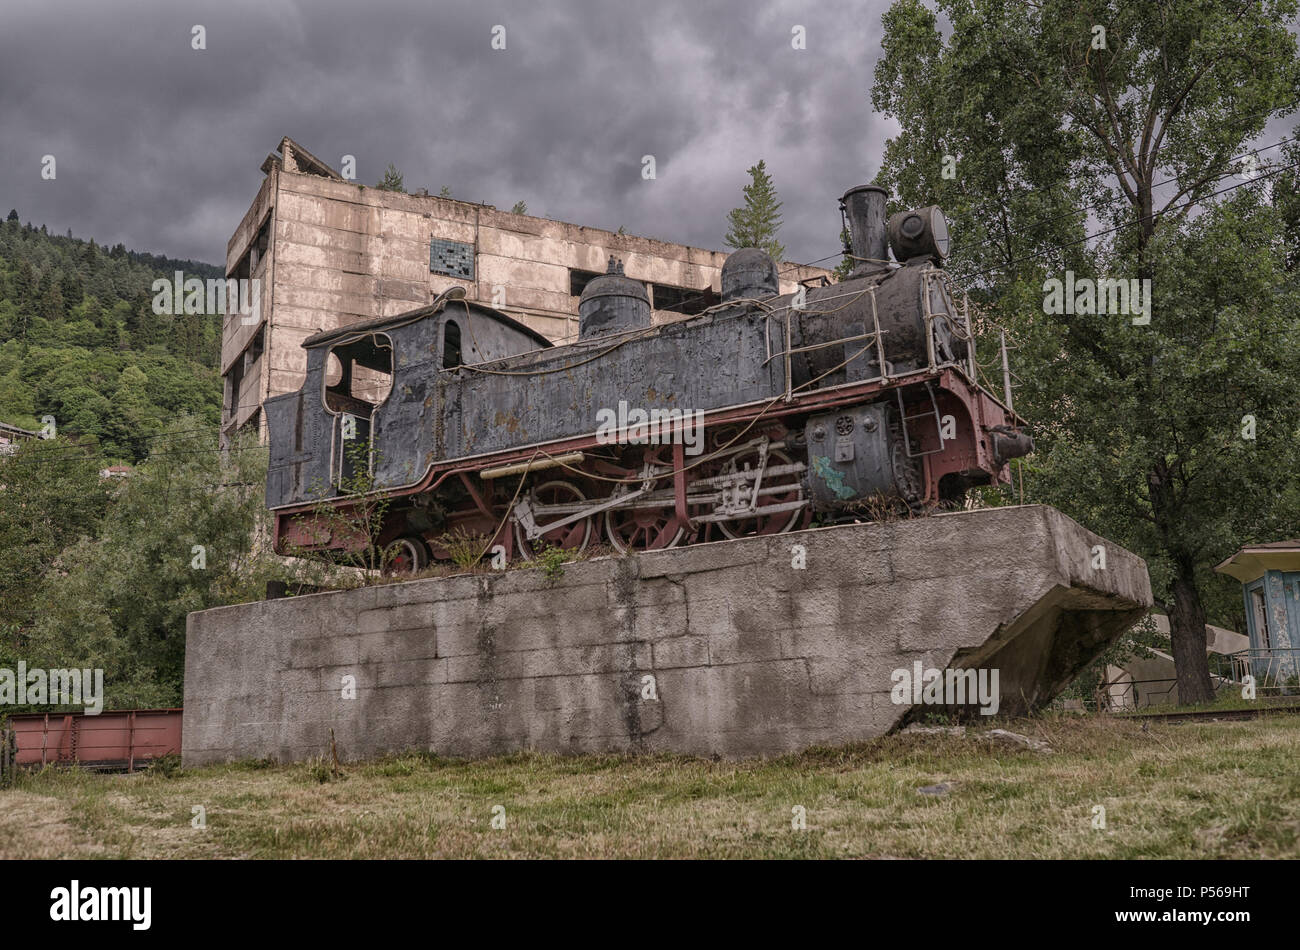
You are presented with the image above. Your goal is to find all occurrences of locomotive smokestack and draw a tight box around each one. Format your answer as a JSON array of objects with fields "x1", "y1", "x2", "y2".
[{"x1": 839, "y1": 185, "x2": 890, "y2": 278}]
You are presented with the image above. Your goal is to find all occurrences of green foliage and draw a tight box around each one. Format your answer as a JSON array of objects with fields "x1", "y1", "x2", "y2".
[
  {"x1": 831, "y1": 227, "x2": 855, "y2": 282},
  {"x1": 510, "y1": 201, "x2": 528, "y2": 215},
  {"x1": 146, "y1": 753, "x2": 183, "y2": 778},
  {"x1": 872, "y1": 0, "x2": 1300, "y2": 702},
  {"x1": 0, "y1": 218, "x2": 222, "y2": 458},
  {"x1": 376, "y1": 163, "x2": 406, "y2": 193},
  {"x1": 0, "y1": 437, "x2": 112, "y2": 640},
  {"x1": 435, "y1": 525, "x2": 492, "y2": 571},
  {"x1": 724, "y1": 160, "x2": 786, "y2": 262},
  {"x1": 0, "y1": 419, "x2": 326, "y2": 711},
  {"x1": 537, "y1": 543, "x2": 570, "y2": 582},
  {"x1": 286, "y1": 439, "x2": 398, "y2": 581}
]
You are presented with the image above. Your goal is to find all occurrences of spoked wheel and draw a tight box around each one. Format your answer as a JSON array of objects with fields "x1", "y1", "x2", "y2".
[
  {"x1": 515, "y1": 479, "x2": 595, "y2": 560},
  {"x1": 383, "y1": 535, "x2": 430, "y2": 576},
  {"x1": 603, "y1": 445, "x2": 686, "y2": 553},
  {"x1": 604, "y1": 503, "x2": 685, "y2": 553},
  {"x1": 716, "y1": 447, "x2": 806, "y2": 539}
]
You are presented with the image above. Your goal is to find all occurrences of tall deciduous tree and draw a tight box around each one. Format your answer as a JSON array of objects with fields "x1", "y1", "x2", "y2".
[
  {"x1": 12, "y1": 420, "x2": 326, "y2": 709},
  {"x1": 725, "y1": 160, "x2": 786, "y2": 262},
  {"x1": 872, "y1": 0, "x2": 1300, "y2": 704},
  {"x1": 0, "y1": 437, "x2": 111, "y2": 642}
]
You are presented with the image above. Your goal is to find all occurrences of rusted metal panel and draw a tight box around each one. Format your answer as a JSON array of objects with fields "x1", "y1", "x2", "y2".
[{"x1": 7, "y1": 709, "x2": 182, "y2": 770}]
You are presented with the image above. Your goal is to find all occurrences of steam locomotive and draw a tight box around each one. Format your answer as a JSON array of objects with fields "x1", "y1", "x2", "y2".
[{"x1": 264, "y1": 184, "x2": 1033, "y2": 572}]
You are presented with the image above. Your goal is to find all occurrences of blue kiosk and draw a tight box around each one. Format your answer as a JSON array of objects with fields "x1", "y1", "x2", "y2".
[{"x1": 1215, "y1": 541, "x2": 1300, "y2": 688}]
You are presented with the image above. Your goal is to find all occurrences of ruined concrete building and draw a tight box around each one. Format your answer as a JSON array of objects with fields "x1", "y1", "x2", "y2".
[{"x1": 221, "y1": 136, "x2": 829, "y2": 440}]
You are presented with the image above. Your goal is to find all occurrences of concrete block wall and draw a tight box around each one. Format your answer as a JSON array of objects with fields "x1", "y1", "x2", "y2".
[{"x1": 182, "y1": 505, "x2": 1151, "y2": 765}]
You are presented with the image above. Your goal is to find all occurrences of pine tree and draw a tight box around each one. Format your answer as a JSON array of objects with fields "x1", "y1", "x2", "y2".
[
  {"x1": 60, "y1": 268, "x2": 83, "y2": 310},
  {"x1": 6, "y1": 209, "x2": 17, "y2": 222},
  {"x1": 511, "y1": 200, "x2": 527, "y2": 215},
  {"x1": 12, "y1": 258, "x2": 35, "y2": 300},
  {"x1": 376, "y1": 163, "x2": 406, "y2": 193},
  {"x1": 724, "y1": 160, "x2": 785, "y2": 262}
]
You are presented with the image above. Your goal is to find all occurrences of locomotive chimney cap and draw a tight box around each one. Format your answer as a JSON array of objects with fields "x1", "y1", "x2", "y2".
[{"x1": 838, "y1": 183, "x2": 888, "y2": 206}]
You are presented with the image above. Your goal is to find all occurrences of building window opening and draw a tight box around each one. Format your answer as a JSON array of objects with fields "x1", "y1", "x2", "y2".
[
  {"x1": 569, "y1": 268, "x2": 604, "y2": 297},
  {"x1": 651, "y1": 282, "x2": 714, "y2": 316}
]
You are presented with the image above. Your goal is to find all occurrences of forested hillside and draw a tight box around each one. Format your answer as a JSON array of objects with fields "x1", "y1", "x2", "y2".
[{"x1": 0, "y1": 210, "x2": 224, "y2": 460}]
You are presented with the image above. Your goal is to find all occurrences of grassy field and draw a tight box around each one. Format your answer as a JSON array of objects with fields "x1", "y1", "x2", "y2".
[{"x1": 2, "y1": 713, "x2": 1298, "y2": 859}]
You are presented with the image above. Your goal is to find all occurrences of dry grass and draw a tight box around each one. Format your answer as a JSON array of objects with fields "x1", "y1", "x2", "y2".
[{"x1": 3, "y1": 712, "x2": 1298, "y2": 859}]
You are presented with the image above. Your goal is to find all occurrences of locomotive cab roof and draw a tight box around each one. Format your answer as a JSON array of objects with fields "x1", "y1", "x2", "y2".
[{"x1": 301, "y1": 297, "x2": 553, "y2": 351}]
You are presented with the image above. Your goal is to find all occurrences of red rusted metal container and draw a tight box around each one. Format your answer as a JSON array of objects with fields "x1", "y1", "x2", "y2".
[{"x1": 4, "y1": 708, "x2": 182, "y2": 771}]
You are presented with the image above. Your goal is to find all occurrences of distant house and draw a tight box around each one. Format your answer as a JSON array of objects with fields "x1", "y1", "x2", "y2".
[
  {"x1": 1101, "y1": 615, "x2": 1249, "y2": 710},
  {"x1": 98, "y1": 465, "x2": 133, "y2": 480},
  {"x1": 1215, "y1": 541, "x2": 1300, "y2": 690},
  {"x1": 0, "y1": 422, "x2": 37, "y2": 456}
]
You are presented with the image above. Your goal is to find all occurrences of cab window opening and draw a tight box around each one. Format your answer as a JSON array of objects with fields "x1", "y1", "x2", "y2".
[
  {"x1": 324, "y1": 334, "x2": 393, "y2": 414},
  {"x1": 443, "y1": 320, "x2": 463, "y2": 369}
]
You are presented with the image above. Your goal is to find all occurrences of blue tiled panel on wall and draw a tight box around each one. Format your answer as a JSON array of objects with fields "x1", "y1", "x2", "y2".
[{"x1": 430, "y1": 238, "x2": 475, "y2": 280}]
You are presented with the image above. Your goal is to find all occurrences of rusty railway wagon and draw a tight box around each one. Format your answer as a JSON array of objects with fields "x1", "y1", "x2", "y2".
[
  {"x1": 265, "y1": 184, "x2": 1033, "y2": 572},
  {"x1": 1, "y1": 709, "x2": 182, "y2": 774}
]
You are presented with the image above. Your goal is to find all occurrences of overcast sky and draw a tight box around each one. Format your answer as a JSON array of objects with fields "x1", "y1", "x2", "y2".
[{"x1": 0, "y1": 0, "x2": 899, "y2": 268}]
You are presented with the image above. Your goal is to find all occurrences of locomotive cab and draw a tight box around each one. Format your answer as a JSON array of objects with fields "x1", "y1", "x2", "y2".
[{"x1": 265, "y1": 296, "x2": 552, "y2": 521}]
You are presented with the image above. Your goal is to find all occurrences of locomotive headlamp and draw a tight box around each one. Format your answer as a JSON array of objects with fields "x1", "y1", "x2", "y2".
[{"x1": 888, "y1": 206, "x2": 950, "y2": 262}]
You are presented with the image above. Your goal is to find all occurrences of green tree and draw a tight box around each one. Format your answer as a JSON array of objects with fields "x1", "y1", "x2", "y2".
[
  {"x1": 511, "y1": 200, "x2": 528, "y2": 215},
  {"x1": 0, "y1": 437, "x2": 111, "y2": 643},
  {"x1": 872, "y1": 0, "x2": 1300, "y2": 704},
  {"x1": 17, "y1": 421, "x2": 324, "y2": 708},
  {"x1": 59, "y1": 267, "x2": 83, "y2": 308},
  {"x1": 832, "y1": 227, "x2": 855, "y2": 282},
  {"x1": 724, "y1": 160, "x2": 786, "y2": 262},
  {"x1": 377, "y1": 163, "x2": 406, "y2": 193}
]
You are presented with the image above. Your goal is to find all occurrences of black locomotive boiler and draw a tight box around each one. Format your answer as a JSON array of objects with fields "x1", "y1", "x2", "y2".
[{"x1": 264, "y1": 184, "x2": 1033, "y2": 572}]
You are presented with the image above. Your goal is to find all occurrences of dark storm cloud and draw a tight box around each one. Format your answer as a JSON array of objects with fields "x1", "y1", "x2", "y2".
[{"x1": 0, "y1": 0, "x2": 897, "y2": 266}]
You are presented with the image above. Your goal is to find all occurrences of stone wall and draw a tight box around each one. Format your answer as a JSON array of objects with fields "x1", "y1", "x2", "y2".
[{"x1": 182, "y1": 505, "x2": 1151, "y2": 765}]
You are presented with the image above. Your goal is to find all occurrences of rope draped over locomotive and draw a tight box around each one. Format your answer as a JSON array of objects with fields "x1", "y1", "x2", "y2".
[{"x1": 264, "y1": 184, "x2": 1034, "y2": 572}]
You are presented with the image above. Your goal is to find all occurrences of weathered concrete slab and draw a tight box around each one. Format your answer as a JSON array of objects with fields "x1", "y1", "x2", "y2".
[{"x1": 182, "y1": 505, "x2": 1151, "y2": 764}]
